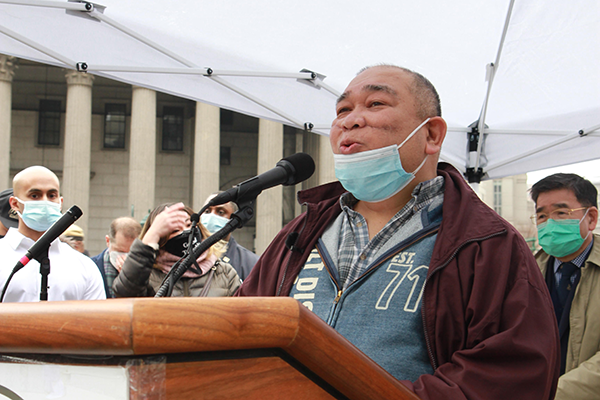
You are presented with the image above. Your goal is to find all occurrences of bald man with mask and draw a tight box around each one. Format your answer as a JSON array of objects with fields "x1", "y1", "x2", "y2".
[{"x1": 0, "y1": 166, "x2": 105, "y2": 302}]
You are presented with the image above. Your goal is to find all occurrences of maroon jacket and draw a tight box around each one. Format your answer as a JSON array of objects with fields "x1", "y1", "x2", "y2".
[{"x1": 238, "y1": 163, "x2": 560, "y2": 400}]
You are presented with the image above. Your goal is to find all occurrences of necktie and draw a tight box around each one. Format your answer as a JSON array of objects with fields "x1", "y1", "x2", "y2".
[{"x1": 557, "y1": 262, "x2": 578, "y2": 306}]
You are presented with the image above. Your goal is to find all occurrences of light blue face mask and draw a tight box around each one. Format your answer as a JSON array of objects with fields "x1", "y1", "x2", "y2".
[
  {"x1": 334, "y1": 118, "x2": 430, "y2": 202},
  {"x1": 14, "y1": 197, "x2": 62, "y2": 232},
  {"x1": 201, "y1": 213, "x2": 230, "y2": 234}
]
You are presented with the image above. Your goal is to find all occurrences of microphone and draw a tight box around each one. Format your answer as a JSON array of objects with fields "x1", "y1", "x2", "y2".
[
  {"x1": 16, "y1": 205, "x2": 83, "y2": 269},
  {"x1": 208, "y1": 152, "x2": 315, "y2": 206}
]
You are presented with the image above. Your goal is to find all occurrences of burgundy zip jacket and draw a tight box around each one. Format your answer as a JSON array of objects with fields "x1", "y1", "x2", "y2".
[{"x1": 237, "y1": 162, "x2": 560, "y2": 400}]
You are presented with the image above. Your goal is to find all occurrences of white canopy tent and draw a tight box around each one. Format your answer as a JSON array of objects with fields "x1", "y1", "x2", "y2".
[{"x1": 0, "y1": 0, "x2": 598, "y2": 181}]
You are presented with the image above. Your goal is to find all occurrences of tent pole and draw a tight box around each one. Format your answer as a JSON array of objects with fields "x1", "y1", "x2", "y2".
[
  {"x1": 209, "y1": 75, "x2": 306, "y2": 129},
  {"x1": 0, "y1": 24, "x2": 75, "y2": 67},
  {"x1": 88, "y1": 10, "x2": 197, "y2": 68},
  {"x1": 0, "y1": 0, "x2": 88, "y2": 11},
  {"x1": 473, "y1": 0, "x2": 516, "y2": 172},
  {"x1": 486, "y1": 124, "x2": 600, "y2": 174}
]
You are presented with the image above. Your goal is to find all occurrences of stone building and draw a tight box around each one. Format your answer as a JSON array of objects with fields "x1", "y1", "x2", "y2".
[
  {"x1": 479, "y1": 174, "x2": 538, "y2": 251},
  {"x1": 0, "y1": 55, "x2": 335, "y2": 256}
]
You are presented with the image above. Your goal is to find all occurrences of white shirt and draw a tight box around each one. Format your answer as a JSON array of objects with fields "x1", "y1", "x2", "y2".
[{"x1": 0, "y1": 228, "x2": 106, "y2": 302}]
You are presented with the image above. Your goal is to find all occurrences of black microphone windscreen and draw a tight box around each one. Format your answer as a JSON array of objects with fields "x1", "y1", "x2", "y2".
[
  {"x1": 69, "y1": 205, "x2": 83, "y2": 219},
  {"x1": 282, "y1": 152, "x2": 315, "y2": 185}
]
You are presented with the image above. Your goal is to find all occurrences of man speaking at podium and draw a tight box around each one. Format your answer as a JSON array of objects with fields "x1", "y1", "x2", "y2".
[
  {"x1": 0, "y1": 166, "x2": 105, "y2": 302},
  {"x1": 238, "y1": 65, "x2": 559, "y2": 399}
]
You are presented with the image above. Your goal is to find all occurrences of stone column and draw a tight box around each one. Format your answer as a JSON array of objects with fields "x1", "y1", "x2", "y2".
[
  {"x1": 129, "y1": 86, "x2": 156, "y2": 221},
  {"x1": 318, "y1": 134, "x2": 336, "y2": 185},
  {"x1": 63, "y1": 71, "x2": 94, "y2": 232},
  {"x1": 0, "y1": 56, "x2": 17, "y2": 189},
  {"x1": 255, "y1": 119, "x2": 283, "y2": 254},
  {"x1": 192, "y1": 102, "x2": 220, "y2": 210}
]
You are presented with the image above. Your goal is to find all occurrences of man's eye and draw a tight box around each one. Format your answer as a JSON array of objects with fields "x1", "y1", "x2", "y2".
[
  {"x1": 336, "y1": 107, "x2": 350, "y2": 115},
  {"x1": 370, "y1": 101, "x2": 384, "y2": 107}
]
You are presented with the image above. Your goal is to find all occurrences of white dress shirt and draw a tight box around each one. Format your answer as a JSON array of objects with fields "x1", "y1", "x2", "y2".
[{"x1": 0, "y1": 228, "x2": 106, "y2": 302}]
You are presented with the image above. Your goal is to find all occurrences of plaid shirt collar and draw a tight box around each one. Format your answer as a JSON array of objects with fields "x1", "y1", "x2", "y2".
[{"x1": 337, "y1": 176, "x2": 445, "y2": 289}]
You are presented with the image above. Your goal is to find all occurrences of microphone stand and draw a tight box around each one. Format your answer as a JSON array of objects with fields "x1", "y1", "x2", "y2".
[
  {"x1": 0, "y1": 243, "x2": 53, "y2": 302},
  {"x1": 38, "y1": 248, "x2": 50, "y2": 301},
  {"x1": 159, "y1": 214, "x2": 203, "y2": 298},
  {"x1": 154, "y1": 200, "x2": 255, "y2": 298}
]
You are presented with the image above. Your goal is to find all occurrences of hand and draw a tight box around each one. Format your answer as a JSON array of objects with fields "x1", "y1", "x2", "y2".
[
  {"x1": 110, "y1": 251, "x2": 128, "y2": 273},
  {"x1": 142, "y1": 203, "x2": 189, "y2": 247}
]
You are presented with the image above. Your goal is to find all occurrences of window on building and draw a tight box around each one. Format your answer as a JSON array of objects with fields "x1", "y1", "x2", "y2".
[
  {"x1": 493, "y1": 180, "x2": 502, "y2": 214},
  {"x1": 220, "y1": 109, "x2": 235, "y2": 126},
  {"x1": 220, "y1": 146, "x2": 231, "y2": 165},
  {"x1": 162, "y1": 106, "x2": 184, "y2": 151},
  {"x1": 38, "y1": 99, "x2": 61, "y2": 146},
  {"x1": 104, "y1": 103, "x2": 126, "y2": 149}
]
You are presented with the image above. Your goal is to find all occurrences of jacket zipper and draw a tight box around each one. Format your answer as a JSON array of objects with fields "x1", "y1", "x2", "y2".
[
  {"x1": 421, "y1": 230, "x2": 506, "y2": 370},
  {"x1": 334, "y1": 290, "x2": 343, "y2": 303},
  {"x1": 321, "y1": 227, "x2": 440, "y2": 322},
  {"x1": 276, "y1": 202, "x2": 310, "y2": 296},
  {"x1": 315, "y1": 246, "x2": 343, "y2": 303}
]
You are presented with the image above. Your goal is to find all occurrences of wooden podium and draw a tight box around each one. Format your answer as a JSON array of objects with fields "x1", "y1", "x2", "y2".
[{"x1": 0, "y1": 297, "x2": 419, "y2": 400}]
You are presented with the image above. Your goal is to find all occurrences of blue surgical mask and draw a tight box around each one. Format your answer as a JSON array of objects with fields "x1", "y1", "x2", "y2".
[
  {"x1": 537, "y1": 209, "x2": 590, "y2": 258},
  {"x1": 334, "y1": 118, "x2": 430, "y2": 202},
  {"x1": 201, "y1": 213, "x2": 229, "y2": 234},
  {"x1": 14, "y1": 197, "x2": 62, "y2": 232}
]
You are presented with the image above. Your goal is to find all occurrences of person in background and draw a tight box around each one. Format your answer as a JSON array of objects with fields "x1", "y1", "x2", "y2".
[
  {"x1": 113, "y1": 202, "x2": 240, "y2": 298},
  {"x1": 530, "y1": 173, "x2": 600, "y2": 400},
  {"x1": 237, "y1": 65, "x2": 559, "y2": 399},
  {"x1": 59, "y1": 224, "x2": 90, "y2": 256},
  {"x1": 0, "y1": 166, "x2": 105, "y2": 302},
  {"x1": 201, "y1": 193, "x2": 259, "y2": 281},
  {"x1": 0, "y1": 188, "x2": 18, "y2": 238},
  {"x1": 90, "y1": 217, "x2": 141, "y2": 298}
]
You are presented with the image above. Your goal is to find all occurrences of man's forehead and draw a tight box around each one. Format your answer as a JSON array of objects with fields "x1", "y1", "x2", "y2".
[
  {"x1": 15, "y1": 170, "x2": 60, "y2": 193},
  {"x1": 535, "y1": 189, "x2": 580, "y2": 209},
  {"x1": 337, "y1": 84, "x2": 398, "y2": 104},
  {"x1": 536, "y1": 201, "x2": 571, "y2": 211},
  {"x1": 26, "y1": 185, "x2": 59, "y2": 193}
]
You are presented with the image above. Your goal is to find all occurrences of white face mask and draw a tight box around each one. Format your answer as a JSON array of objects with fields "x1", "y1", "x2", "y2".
[
  {"x1": 109, "y1": 250, "x2": 128, "y2": 272},
  {"x1": 14, "y1": 197, "x2": 62, "y2": 232},
  {"x1": 333, "y1": 118, "x2": 430, "y2": 202},
  {"x1": 201, "y1": 213, "x2": 229, "y2": 234}
]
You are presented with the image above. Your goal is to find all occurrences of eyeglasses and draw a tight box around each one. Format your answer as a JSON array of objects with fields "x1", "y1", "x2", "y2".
[{"x1": 530, "y1": 207, "x2": 588, "y2": 225}]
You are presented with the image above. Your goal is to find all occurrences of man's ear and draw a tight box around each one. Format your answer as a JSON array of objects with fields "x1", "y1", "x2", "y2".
[
  {"x1": 425, "y1": 117, "x2": 447, "y2": 155},
  {"x1": 9, "y1": 196, "x2": 20, "y2": 212},
  {"x1": 105, "y1": 235, "x2": 111, "y2": 249},
  {"x1": 587, "y1": 206, "x2": 598, "y2": 231}
]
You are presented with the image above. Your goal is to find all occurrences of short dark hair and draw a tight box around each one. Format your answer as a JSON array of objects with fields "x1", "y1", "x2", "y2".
[
  {"x1": 357, "y1": 64, "x2": 441, "y2": 119},
  {"x1": 531, "y1": 173, "x2": 598, "y2": 208}
]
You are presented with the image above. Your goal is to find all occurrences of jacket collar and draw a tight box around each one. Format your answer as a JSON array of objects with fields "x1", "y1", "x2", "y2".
[
  {"x1": 431, "y1": 163, "x2": 507, "y2": 266},
  {"x1": 297, "y1": 181, "x2": 346, "y2": 206}
]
